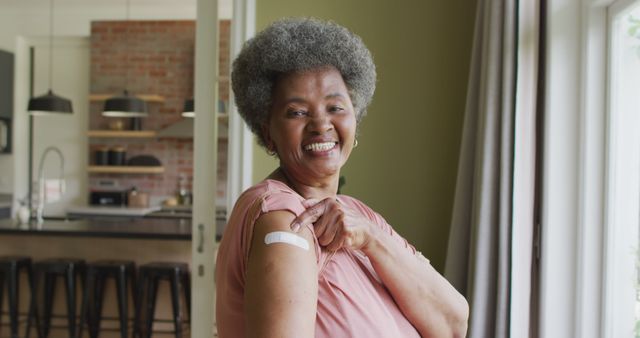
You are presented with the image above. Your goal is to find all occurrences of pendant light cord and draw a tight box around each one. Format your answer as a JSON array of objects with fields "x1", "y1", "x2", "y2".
[{"x1": 48, "y1": 0, "x2": 54, "y2": 90}]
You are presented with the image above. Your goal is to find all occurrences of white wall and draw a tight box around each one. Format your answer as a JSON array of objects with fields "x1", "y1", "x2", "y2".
[
  {"x1": 30, "y1": 37, "x2": 90, "y2": 217},
  {"x1": 0, "y1": 0, "x2": 230, "y2": 196}
]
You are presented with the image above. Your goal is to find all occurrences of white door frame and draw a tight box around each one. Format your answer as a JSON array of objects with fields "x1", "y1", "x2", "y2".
[
  {"x1": 191, "y1": 0, "x2": 255, "y2": 336},
  {"x1": 602, "y1": 0, "x2": 640, "y2": 336},
  {"x1": 539, "y1": 0, "x2": 618, "y2": 337}
]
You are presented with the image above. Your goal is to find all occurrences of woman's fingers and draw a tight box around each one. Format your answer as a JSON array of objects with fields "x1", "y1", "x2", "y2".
[
  {"x1": 291, "y1": 197, "x2": 372, "y2": 251},
  {"x1": 316, "y1": 211, "x2": 340, "y2": 246},
  {"x1": 290, "y1": 198, "x2": 330, "y2": 232},
  {"x1": 326, "y1": 230, "x2": 347, "y2": 252},
  {"x1": 301, "y1": 198, "x2": 321, "y2": 208}
]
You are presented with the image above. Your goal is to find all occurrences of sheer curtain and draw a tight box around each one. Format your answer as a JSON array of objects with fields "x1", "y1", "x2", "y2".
[{"x1": 443, "y1": 0, "x2": 540, "y2": 336}]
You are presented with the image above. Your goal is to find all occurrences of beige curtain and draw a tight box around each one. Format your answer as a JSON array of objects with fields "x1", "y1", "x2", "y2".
[{"x1": 444, "y1": 0, "x2": 519, "y2": 337}]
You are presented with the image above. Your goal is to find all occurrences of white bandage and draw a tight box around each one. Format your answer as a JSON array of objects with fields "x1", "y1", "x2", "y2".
[{"x1": 264, "y1": 231, "x2": 309, "y2": 251}]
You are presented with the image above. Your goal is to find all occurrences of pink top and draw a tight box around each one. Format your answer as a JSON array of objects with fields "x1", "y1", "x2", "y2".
[{"x1": 215, "y1": 179, "x2": 421, "y2": 338}]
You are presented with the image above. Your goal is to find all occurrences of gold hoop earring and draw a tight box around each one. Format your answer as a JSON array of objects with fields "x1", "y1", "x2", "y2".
[
  {"x1": 266, "y1": 144, "x2": 277, "y2": 156},
  {"x1": 353, "y1": 139, "x2": 359, "y2": 148}
]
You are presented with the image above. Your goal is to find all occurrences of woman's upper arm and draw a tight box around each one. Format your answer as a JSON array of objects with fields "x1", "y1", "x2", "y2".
[{"x1": 245, "y1": 210, "x2": 318, "y2": 338}]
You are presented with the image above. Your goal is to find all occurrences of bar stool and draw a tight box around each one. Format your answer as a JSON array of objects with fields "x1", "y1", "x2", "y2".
[
  {"x1": 33, "y1": 258, "x2": 86, "y2": 338},
  {"x1": 137, "y1": 262, "x2": 190, "y2": 338},
  {"x1": 79, "y1": 260, "x2": 137, "y2": 338},
  {"x1": 0, "y1": 256, "x2": 39, "y2": 338}
]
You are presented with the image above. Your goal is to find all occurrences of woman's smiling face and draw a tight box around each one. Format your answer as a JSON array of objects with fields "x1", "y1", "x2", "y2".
[{"x1": 265, "y1": 67, "x2": 357, "y2": 183}]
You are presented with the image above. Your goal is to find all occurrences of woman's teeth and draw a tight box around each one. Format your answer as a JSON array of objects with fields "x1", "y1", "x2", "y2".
[{"x1": 304, "y1": 142, "x2": 336, "y2": 152}]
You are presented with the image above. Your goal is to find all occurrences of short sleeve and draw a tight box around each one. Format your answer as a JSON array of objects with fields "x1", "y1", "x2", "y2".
[
  {"x1": 260, "y1": 190, "x2": 306, "y2": 217},
  {"x1": 241, "y1": 187, "x2": 321, "y2": 272},
  {"x1": 338, "y1": 195, "x2": 416, "y2": 255}
]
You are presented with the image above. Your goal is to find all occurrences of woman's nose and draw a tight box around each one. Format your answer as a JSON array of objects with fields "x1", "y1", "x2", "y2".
[{"x1": 307, "y1": 112, "x2": 333, "y2": 133}]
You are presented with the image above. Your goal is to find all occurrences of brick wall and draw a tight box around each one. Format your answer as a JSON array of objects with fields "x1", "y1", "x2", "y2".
[{"x1": 88, "y1": 20, "x2": 230, "y2": 204}]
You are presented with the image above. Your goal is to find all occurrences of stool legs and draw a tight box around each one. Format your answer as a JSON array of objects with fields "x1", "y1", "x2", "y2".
[
  {"x1": 134, "y1": 274, "x2": 144, "y2": 338},
  {"x1": 182, "y1": 273, "x2": 190, "y2": 322},
  {"x1": 7, "y1": 264, "x2": 19, "y2": 338},
  {"x1": 81, "y1": 262, "x2": 137, "y2": 338},
  {"x1": 138, "y1": 263, "x2": 190, "y2": 338},
  {"x1": 169, "y1": 272, "x2": 182, "y2": 338},
  {"x1": 0, "y1": 258, "x2": 40, "y2": 338},
  {"x1": 78, "y1": 271, "x2": 91, "y2": 338},
  {"x1": 25, "y1": 267, "x2": 42, "y2": 338},
  {"x1": 115, "y1": 270, "x2": 128, "y2": 338},
  {"x1": 64, "y1": 268, "x2": 77, "y2": 338},
  {"x1": 144, "y1": 276, "x2": 159, "y2": 338},
  {"x1": 130, "y1": 271, "x2": 139, "y2": 338},
  {"x1": 34, "y1": 259, "x2": 85, "y2": 338},
  {"x1": 41, "y1": 273, "x2": 55, "y2": 338},
  {"x1": 91, "y1": 272, "x2": 106, "y2": 338}
]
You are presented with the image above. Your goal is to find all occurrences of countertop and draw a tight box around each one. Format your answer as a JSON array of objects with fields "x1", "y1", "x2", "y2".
[
  {"x1": 67, "y1": 205, "x2": 161, "y2": 216},
  {"x1": 0, "y1": 217, "x2": 192, "y2": 240}
]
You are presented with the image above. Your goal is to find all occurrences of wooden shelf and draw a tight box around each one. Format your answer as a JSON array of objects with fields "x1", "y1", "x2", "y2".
[
  {"x1": 88, "y1": 130, "x2": 157, "y2": 138},
  {"x1": 89, "y1": 94, "x2": 165, "y2": 103},
  {"x1": 88, "y1": 166, "x2": 165, "y2": 174}
]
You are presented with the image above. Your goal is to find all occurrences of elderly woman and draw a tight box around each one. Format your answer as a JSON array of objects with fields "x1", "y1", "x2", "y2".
[{"x1": 215, "y1": 18, "x2": 468, "y2": 338}]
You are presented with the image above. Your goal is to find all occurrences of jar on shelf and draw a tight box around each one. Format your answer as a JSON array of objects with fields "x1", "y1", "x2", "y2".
[
  {"x1": 108, "y1": 146, "x2": 126, "y2": 166},
  {"x1": 94, "y1": 146, "x2": 109, "y2": 165}
]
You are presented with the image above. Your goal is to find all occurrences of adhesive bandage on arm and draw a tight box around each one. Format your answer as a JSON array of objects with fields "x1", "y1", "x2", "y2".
[{"x1": 264, "y1": 231, "x2": 310, "y2": 251}]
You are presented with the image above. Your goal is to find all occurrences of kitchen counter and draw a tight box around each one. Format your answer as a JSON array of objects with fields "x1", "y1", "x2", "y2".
[
  {"x1": 0, "y1": 217, "x2": 192, "y2": 240},
  {"x1": 67, "y1": 205, "x2": 161, "y2": 217}
]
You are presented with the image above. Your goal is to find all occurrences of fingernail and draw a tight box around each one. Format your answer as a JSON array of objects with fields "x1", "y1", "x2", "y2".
[{"x1": 291, "y1": 222, "x2": 301, "y2": 232}]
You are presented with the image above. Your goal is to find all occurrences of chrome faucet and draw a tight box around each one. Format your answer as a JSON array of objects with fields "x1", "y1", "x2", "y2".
[{"x1": 35, "y1": 146, "x2": 65, "y2": 224}]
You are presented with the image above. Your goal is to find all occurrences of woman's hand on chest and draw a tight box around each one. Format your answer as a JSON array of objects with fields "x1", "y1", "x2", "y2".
[{"x1": 290, "y1": 197, "x2": 381, "y2": 252}]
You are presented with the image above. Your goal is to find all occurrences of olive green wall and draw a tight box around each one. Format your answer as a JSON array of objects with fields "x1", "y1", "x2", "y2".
[{"x1": 251, "y1": 0, "x2": 476, "y2": 271}]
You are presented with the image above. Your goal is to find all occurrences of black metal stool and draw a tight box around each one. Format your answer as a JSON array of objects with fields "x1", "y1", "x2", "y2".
[
  {"x1": 137, "y1": 262, "x2": 190, "y2": 338},
  {"x1": 79, "y1": 260, "x2": 137, "y2": 338},
  {"x1": 0, "y1": 256, "x2": 39, "y2": 338},
  {"x1": 33, "y1": 258, "x2": 86, "y2": 338}
]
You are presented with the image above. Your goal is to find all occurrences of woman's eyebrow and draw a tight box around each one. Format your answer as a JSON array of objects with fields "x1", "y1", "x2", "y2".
[
  {"x1": 326, "y1": 93, "x2": 345, "y2": 99},
  {"x1": 284, "y1": 97, "x2": 306, "y2": 105},
  {"x1": 282, "y1": 93, "x2": 345, "y2": 105}
]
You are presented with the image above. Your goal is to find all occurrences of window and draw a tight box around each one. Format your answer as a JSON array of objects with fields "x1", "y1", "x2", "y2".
[{"x1": 604, "y1": 0, "x2": 640, "y2": 336}]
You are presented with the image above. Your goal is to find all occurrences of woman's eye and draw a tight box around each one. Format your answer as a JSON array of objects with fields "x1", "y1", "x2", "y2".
[
  {"x1": 287, "y1": 110, "x2": 307, "y2": 117},
  {"x1": 328, "y1": 106, "x2": 344, "y2": 113}
]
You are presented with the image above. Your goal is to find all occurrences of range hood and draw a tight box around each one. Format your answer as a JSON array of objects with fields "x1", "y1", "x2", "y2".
[{"x1": 157, "y1": 117, "x2": 228, "y2": 139}]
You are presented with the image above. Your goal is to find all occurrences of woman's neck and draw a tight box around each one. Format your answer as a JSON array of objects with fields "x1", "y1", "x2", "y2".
[{"x1": 268, "y1": 167, "x2": 339, "y2": 200}]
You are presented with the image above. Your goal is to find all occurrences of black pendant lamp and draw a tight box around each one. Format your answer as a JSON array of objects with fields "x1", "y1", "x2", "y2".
[
  {"x1": 181, "y1": 98, "x2": 194, "y2": 117},
  {"x1": 27, "y1": 0, "x2": 73, "y2": 115},
  {"x1": 101, "y1": 0, "x2": 148, "y2": 117},
  {"x1": 103, "y1": 90, "x2": 148, "y2": 117},
  {"x1": 28, "y1": 90, "x2": 72, "y2": 115}
]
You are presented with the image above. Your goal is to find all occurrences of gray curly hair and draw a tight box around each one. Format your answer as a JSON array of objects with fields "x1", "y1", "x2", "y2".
[{"x1": 231, "y1": 17, "x2": 377, "y2": 147}]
